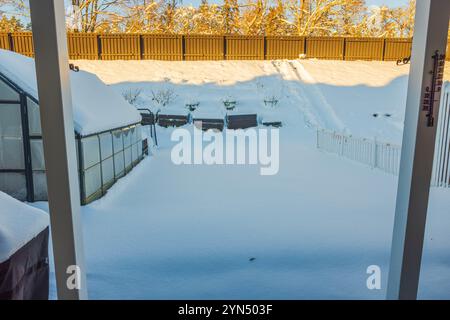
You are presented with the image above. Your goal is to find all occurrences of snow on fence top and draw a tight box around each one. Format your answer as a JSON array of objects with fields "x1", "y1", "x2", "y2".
[
  {"x1": 0, "y1": 191, "x2": 49, "y2": 263},
  {"x1": 0, "y1": 49, "x2": 141, "y2": 136}
]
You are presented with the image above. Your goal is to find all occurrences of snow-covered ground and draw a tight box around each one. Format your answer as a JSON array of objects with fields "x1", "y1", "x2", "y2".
[{"x1": 30, "y1": 59, "x2": 450, "y2": 299}]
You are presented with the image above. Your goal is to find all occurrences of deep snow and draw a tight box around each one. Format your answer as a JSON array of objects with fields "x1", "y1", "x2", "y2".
[{"x1": 27, "y1": 59, "x2": 450, "y2": 299}]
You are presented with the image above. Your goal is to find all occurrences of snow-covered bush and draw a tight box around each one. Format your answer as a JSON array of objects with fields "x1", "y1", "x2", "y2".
[
  {"x1": 222, "y1": 95, "x2": 236, "y2": 110},
  {"x1": 263, "y1": 95, "x2": 279, "y2": 108},
  {"x1": 151, "y1": 87, "x2": 177, "y2": 107},
  {"x1": 256, "y1": 78, "x2": 283, "y2": 109},
  {"x1": 122, "y1": 88, "x2": 142, "y2": 106},
  {"x1": 185, "y1": 96, "x2": 200, "y2": 111}
]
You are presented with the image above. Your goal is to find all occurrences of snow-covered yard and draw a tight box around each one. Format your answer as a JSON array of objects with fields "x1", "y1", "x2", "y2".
[{"x1": 32, "y1": 59, "x2": 450, "y2": 299}]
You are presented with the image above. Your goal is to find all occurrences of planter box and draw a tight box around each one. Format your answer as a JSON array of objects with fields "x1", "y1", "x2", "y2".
[{"x1": 226, "y1": 113, "x2": 258, "y2": 129}]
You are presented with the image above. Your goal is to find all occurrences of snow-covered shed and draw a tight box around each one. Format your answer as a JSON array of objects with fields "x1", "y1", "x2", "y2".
[{"x1": 0, "y1": 50, "x2": 144, "y2": 204}]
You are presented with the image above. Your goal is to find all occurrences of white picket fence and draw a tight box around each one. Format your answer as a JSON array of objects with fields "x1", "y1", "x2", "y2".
[
  {"x1": 316, "y1": 82, "x2": 450, "y2": 187},
  {"x1": 432, "y1": 82, "x2": 450, "y2": 188},
  {"x1": 316, "y1": 129, "x2": 401, "y2": 175}
]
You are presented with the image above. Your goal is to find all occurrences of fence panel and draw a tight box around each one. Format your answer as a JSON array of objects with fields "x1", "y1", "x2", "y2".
[
  {"x1": 265, "y1": 36, "x2": 305, "y2": 60},
  {"x1": 11, "y1": 32, "x2": 34, "y2": 57},
  {"x1": 317, "y1": 129, "x2": 401, "y2": 176},
  {"x1": 384, "y1": 38, "x2": 412, "y2": 61},
  {"x1": 99, "y1": 34, "x2": 140, "y2": 60},
  {"x1": 142, "y1": 34, "x2": 183, "y2": 60},
  {"x1": 225, "y1": 35, "x2": 264, "y2": 60},
  {"x1": 3, "y1": 33, "x2": 447, "y2": 61},
  {"x1": 345, "y1": 37, "x2": 384, "y2": 61},
  {"x1": 67, "y1": 33, "x2": 98, "y2": 60},
  {"x1": 432, "y1": 83, "x2": 450, "y2": 187},
  {"x1": 306, "y1": 37, "x2": 344, "y2": 60},
  {"x1": 0, "y1": 33, "x2": 10, "y2": 50},
  {"x1": 185, "y1": 35, "x2": 224, "y2": 60}
]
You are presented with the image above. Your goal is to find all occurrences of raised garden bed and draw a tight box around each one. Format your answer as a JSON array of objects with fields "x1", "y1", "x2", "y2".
[
  {"x1": 192, "y1": 109, "x2": 225, "y2": 131},
  {"x1": 157, "y1": 109, "x2": 190, "y2": 128},
  {"x1": 262, "y1": 120, "x2": 282, "y2": 128},
  {"x1": 226, "y1": 113, "x2": 258, "y2": 129},
  {"x1": 193, "y1": 118, "x2": 225, "y2": 131}
]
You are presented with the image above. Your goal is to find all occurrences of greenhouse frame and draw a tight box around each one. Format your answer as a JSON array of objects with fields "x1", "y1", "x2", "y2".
[{"x1": 0, "y1": 59, "x2": 145, "y2": 205}]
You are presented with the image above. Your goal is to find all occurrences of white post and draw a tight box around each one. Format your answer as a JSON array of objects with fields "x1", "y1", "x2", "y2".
[
  {"x1": 387, "y1": 0, "x2": 450, "y2": 300},
  {"x1": 29, "y1": 0, "x2": 88, "y2": 300},
  {"x1": 373, "y1": 137, "x2": 378, "y2": 169}
]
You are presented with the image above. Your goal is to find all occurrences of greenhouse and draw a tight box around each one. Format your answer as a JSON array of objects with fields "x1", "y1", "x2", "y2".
[{"x1": 0, "y1": 50, "x2": 144, "y2": 204}]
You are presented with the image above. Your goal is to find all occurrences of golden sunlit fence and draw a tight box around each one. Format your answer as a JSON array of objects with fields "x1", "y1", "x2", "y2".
[
  {"x1": 0, "y1": 33, "x2": 10, "y2": 50},
  {"x1": 384, "y1": 38, "x2": 413, "y2": 61},
  {"x1": 142, "y1": 34, "x2": 183, "y2": 60},
  {"x1": 306, "y1": 37, "x2": 345, "y2": 60},
  {"x1": 226, "y1": 35, "x2": 264, "y2": 60},
  {"x1": 184, "y1": 35, "x2": 224, "y2": 60},
  {"x1": 99, "y1": 33, "x2": 141, "y2": 60},
  {"x1": 11, "y1": 32, "x2": 34, "y2": 57},
  {"x1": 265, "y1": 36, "x2": 305, "y2": 60},
  {"x1": 4, "y1": 32, "x2": 450, "y2": 61},
  {"x1": 67, "y1": 33, "x2": 98, "y2": 59},
  {"x1": 345, "y1": 37, "x2": 384, "y2": 61}
]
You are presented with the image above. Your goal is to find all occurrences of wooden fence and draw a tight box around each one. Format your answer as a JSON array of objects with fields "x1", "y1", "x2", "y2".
[{"x1": 1, "y1": 32, "x2": 447, "y2": 61}]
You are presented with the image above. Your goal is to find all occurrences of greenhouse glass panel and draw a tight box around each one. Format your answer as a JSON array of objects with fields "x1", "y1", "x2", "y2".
[
  {"x1": 136, "y1": 125, "x2": 142, "y2": 141},
  {"x1": 33, "y1": 171, "x2": 48, "y2": 201},
  {"x1": 0, "y1": 172, "x2": 26, "y2": 200},
  {"x1": 123, "y1": 128, "x2": 132, "y2": 148},
  {"x1": 30, "y1": 139, "x2": 45, "y2": 170},
  {"x1": 113, "y1": 130, "x2": 123, "y2": 153},
  {"x1": 101, "y1": 157, "x2": 114, "y2": 187},
  {"x1": 82, "y1": 136, "x2": 101, "y2": 169},
  {"x1": 0, "y1": 103, "x2": 22, "y2": 137},
  {"x1": 131, "y1": 143, "x2": 137, "y2": 162},
  {"x1": 0, "y1": 137, "x2": 24, "y2": 170},
  {"x1": 99, "y1": 132, "x2": 113, "y2": 160},
  {"x1": 137, "y1": 141, "x2": 143, "y2": 158},
  {"x1": 124, "y1": 146, "x2": 132, "y2": 169},
  {"x1": 0, "y1": 78, "x2": 19, "y2": 101},
  {"x1": 84, "y1": 163, "x2": 101, "y2": 198},
  {"x1": 131, "y1": 126, "x2": 137, "y2": 144},
  {"x1": 27, "y1": 98, "x2": 42, "y2": 136},
  {"x1": 114, "y1": 151, "x2": 125, "y2": 178}
]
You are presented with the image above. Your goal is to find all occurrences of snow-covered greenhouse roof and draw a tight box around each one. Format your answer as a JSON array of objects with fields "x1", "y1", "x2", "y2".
[{"x1": 0, "y1": 49, "x2": 141, "y2": 136}]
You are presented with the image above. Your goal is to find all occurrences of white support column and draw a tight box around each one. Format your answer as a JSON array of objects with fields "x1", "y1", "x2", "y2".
[
  {"x1": 29, "y1": 0, "x2": 87, "y2": 300},
  {"x1": 387, "y1": 0, "x2": 450, "y2": 300}
]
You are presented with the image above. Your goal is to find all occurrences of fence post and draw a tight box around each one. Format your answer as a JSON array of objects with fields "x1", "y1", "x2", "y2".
[
  {"x1": 7, "y1": 32, "x2": 13, "y2": 51},
  {"x1": 340, "y1": 132, "x2": 345, "y2": 156},
  {"x1": 263, "y1": 35, "x2": 267, "y2": 60},
  {"x1": 316, "y1": 129, "x2": 320, "y2": 149},
  {"x1": 343, "y1": 37, "x2": 347, "y2": 61},
  {"x1": 373, "y1": 137, "x2": 378, "y2": 168},
  {"x1": 223, "y1": 35, "x2": 226, "y2": 60},
  {"x1": 139, "y1": 34, "x2": 143, "y2": 60},
  {"x1": 96, "y1": 33, "x2": 101, "y2": 60},
  {"x1": 303, "y1": 37, "x2": 307, "y2": 57},
  {"x1": 182, "y1": 35, "x2": 186, "y2": 61}
]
